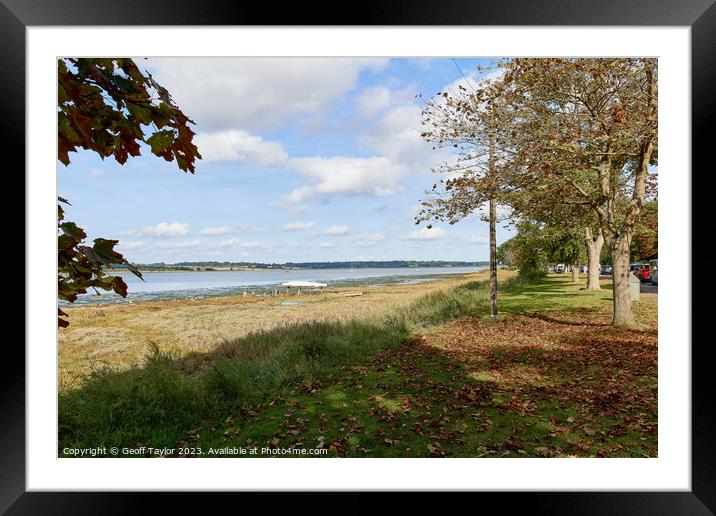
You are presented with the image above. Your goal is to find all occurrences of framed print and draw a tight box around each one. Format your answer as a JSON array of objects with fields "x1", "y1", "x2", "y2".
[{"x1": 4, "y1": 0, "x2": 712, "y2": 511}]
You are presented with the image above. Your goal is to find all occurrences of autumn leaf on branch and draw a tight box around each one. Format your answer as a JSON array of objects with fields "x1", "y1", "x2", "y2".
[
  {"x1": 58, "y1": 58, "x2": 201, "y2": 171},
  {"x1": 57, "y1": 197, "x2": 143, "y2": 327},
  {"x1": 57, "y1": 58, "x2": 201, "y2": 327}
]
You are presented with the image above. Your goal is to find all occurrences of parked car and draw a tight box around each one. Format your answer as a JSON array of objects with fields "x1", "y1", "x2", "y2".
[
  {"x1": 630, "y1": 263, "x2": 651, "y2": 282},
  {"x1": 555, "y1": 264, "x2": 565, "y2": 274},
  {"x1": 649, "y1": 259, "x2": 658, "y2": 285},
  {"x1": 601, "y1": 264, "x2": 613, "y2": 274},
  {"x1": 580, "y1": 264, "x2": 588, "y2": 273}
]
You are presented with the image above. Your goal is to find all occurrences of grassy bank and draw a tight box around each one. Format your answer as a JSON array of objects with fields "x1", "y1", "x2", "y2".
[
  {"x1": 58, "y1": 272, "x2": 492, "y2": 390},
  {"x1": 58, "y1": 275, "x2": 657, "y2": 457}
]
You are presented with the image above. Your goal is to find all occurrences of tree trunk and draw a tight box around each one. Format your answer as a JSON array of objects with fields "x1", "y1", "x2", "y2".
[
  {"x1": 489, "y1": 197, "x2": 498, "y2": 317},
  {"x1": 585, "y1": 227, "x2": 604, "y2": 291},
  {"x1": 608, "y1": 62, "x2": 655, "y2": 327},
  {"x1": 611, "y1": 232, "x2": 635, "y2": 327},
  {"x1": 488, "y1": 127, "x2": 498, "y2": 317},
  {"x1": 571, "y1": 263, "x2": 580, "y2": 283}
]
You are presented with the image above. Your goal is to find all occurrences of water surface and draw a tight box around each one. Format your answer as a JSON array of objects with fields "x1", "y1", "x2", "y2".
[{"x1": 64, "y1": 266, "x2": 484, "y2": 305}]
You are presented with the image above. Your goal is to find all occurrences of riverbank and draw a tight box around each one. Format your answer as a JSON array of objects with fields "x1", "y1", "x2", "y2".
[
  {"x1": 59, "y1": 274, "x2": 658, "y2": 458},
  {"x1": 59, "y1": 270, "x2": 493, "y2": 390},
  {"x1": 63, "y1": 266, "x2": 486, "y2": 306}
]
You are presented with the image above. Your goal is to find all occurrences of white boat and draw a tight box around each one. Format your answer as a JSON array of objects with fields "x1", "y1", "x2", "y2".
[{"x1": 281, "y1": 281, "x2": 327, "y2": 291}]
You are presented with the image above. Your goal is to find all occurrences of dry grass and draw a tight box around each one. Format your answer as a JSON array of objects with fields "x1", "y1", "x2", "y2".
[{"x1": 59, "y1": 270, "x2": 507, "y2": 390}]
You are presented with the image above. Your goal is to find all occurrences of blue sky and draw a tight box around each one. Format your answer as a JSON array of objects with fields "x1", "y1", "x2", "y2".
[{"x1": 58, "y1": 57, "x2": 514, "y2": 264}]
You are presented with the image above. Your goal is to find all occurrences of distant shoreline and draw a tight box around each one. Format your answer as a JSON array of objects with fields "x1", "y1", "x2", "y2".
[
  {"x1": 64, "y1": 267, "x2": 488, "y2": 307},
  {"x1": 115, "y1": 261, "x2": 490, "y2": 274},
  {"x1": 113, "y1": 267, "x2": 284, "y2": 274}
]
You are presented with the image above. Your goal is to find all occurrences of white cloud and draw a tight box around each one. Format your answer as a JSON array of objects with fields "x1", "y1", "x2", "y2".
[
  {"x1": 355, "y1": 86, "x2": 392, "y2": 117},
  {"x1": 319, "y1": 242, "x2": 336, "y2": 249},
  {"x1": 120, "y1": 222, "x2": 190, "y2": 238},
  {"x1": 147, "y1": 57, "x2": 389, "y2": 131},
  {"x1": 281, "y1": 186, "x2": 314, "y2": 205},
  {"x1": 289, "y1": 206, "x2": 310, "y2": 216},
  {"x1": 468, "y1": 234, "x2": 489, "y2": 245},
  {"x1": 200, "y1": 224, "x2": 266, "y2": 236},
  {"x1": 379, "y1": 67, "x2": 503, "y2": 174},
  {"x1": 325, "y1": 225, "x2": 349, "y2": 236},
  {"x1": 279, "y1": 104, "x2": 437, "y2": 206},
  {"x1": 358, "y1": 233, "x2": 385, "y2": 247},
  {"x1": 153, "y1": 239, "x2": 202, "y2": 249},
  {"x1": 201, "y1": 225, "x2": 236, "y2": 236},
  {"x1": 220, "y1": 238, "x2": 272, "y2": 250},
  {"x1": 119, "y1": 241, "x2": 144, "y2": 250},
  {"x1": 361, "y1": 105, "x2": 437, "y2": 168},
  {"x1": 219, "y1": 238, "x2": 241, "y2": 247},
  {"x1": 283, "y1": 156, "x2": 407, "y2": 204},
  {"x1": 276, "y1": 70, "x2": 491, "y2": 208},
  {"x1": 402, "y1": 226, "x2": 446, "y2": 241},
  {"x1": 282, "y1": 221, "x2": 315, "y2": 232},
  {"x1": 241, "y1": 241, "x2": 272, "y2": 250},
  {"x1": 194, "y1": 130, "x2": 287, "y2": 166},
  {"x1": 355, "y1": 85, "x2": 415, "y2": 117}
]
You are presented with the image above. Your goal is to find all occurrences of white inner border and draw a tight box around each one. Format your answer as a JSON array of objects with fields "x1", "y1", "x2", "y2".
[{"x1": 27, "y1": 27, "x2": 691, "y2": 491}]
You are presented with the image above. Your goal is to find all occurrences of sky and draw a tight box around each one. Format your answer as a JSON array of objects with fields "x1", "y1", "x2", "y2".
[{"x1": 57, "y1": 57, "x2": 515, "y2": 264}]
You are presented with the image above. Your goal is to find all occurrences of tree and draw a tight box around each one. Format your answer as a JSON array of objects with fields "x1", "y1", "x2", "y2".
[
  {"x1": 507, "y1": 220, "x2": 550, "y2": 281},
  {"x1": 417, "y1": 78, "x2": 512, "y2": 317},
  {"x1": 496, "y1": 238, "x2": 517, "y2": 269},
  {"x1": 631, "y1": 200, "x2": 658, "y2": 261},
  {"x1": 57, "y1": 58, "x2": 202, "y2": 326},
  {"x1": 583, "y1": 226, "x2": 604, "y2": 290},
  {"x1": 504, "y1": 179, "x2": 603, "y2": 290},
  {"x1": 504, "y1": 218, "x2": 590, "y2": 285},
  {"x1": 442, "y1": 58, "x2": 657, "y2": 326},
  {"x1": 546, "y1": 226, "x2": 585, "y2": 284},
  {"x1": 57, "y1": 196, "x2": 141, "y2": 327},
  {"x1": 497, "y1": 58, "x2": 657, "y2": 326}
]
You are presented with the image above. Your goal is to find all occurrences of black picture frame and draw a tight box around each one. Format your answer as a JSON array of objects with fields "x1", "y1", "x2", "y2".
[{"x1": 4, "y1": 0, "x2": 710, "y2": 512}]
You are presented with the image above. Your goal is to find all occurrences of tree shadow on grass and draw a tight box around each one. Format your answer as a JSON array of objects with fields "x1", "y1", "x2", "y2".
[
  {"x1": 397, "y1": 318, "x2": 658, "y2": 457},
  {"x1": 283, "y1": 318, "x2": 659, "y2": 458},
  {"x1": 57, "y1": 277, "x2": 656, "y2": 458},
  {"x1": 520, "y1": 311, "x2": 610, "y2": 328},
  {"x1": 57, "y1": 312, "x2": 657, "y2": 458}
]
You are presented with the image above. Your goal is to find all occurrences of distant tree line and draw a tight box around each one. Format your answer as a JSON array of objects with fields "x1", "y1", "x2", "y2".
[{"x1": 130, "y1": 260, "x2": 490, "y2": 270}]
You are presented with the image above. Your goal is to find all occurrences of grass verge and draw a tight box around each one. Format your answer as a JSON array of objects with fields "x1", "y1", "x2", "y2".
[{"x1": 58, "y1": 275, "x2": 657, "y2": 458}]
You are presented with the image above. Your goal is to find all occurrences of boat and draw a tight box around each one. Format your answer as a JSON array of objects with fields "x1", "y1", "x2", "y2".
[
  {"x1": 281, "y1": 281, "x2": 328, "y2": 288},
  {"x1": 281, "y1": 281, "x2": 328, "y2": 294}
]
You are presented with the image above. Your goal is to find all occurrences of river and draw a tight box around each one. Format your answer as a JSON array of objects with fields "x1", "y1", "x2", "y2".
[{"x1": 64, "y1": 266, "x2": 485, "y2": 305}]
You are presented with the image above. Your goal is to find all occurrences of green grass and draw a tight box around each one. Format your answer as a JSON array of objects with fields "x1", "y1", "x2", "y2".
[
  {"x1": 58, "y1": 275, "x2": 657, "y2": 458},
  {"x1": 498, "y1": 275, "x2": 615, "y2": 313}
]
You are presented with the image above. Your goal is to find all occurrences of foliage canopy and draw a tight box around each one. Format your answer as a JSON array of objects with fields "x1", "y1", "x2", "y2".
[{"x1": 57, "y1": 58, "x2": 202, "y2": 326}]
